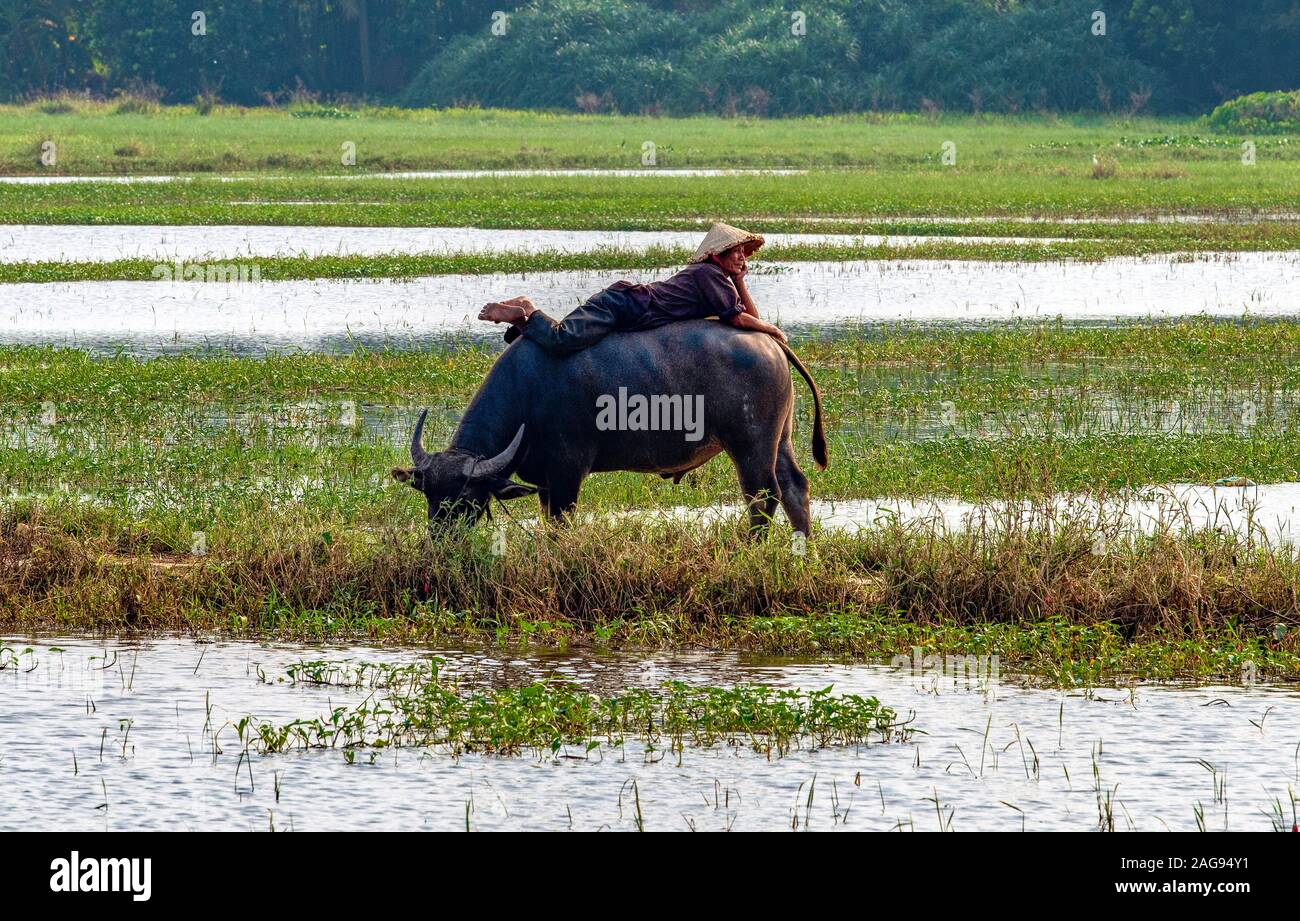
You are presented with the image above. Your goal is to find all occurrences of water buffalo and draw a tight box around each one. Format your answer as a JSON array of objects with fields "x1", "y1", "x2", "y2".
[{"x1": 392, "y1": 320, "x2": 827, "y2": 534}]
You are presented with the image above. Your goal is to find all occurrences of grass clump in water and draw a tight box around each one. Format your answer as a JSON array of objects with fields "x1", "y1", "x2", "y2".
[{"x1": 243, "y1": 658, "x2": 910, "y2": 758}]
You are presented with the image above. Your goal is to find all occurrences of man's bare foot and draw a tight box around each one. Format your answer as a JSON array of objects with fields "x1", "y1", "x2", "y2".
[
  {"x1": 499, "y1": 295, "x2": 536, "y2": 313},
  {"x1": 479, "y1": 302, "x2": 528, "y2": 324}
]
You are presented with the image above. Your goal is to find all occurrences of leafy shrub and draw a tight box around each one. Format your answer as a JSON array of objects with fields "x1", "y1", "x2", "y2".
[{"x1": 1207, "y1": 90, "x2": 1300, "y2": 135}]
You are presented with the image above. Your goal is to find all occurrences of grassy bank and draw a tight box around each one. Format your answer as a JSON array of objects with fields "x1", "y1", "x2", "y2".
[
  {"x1": 2, "y1": 506, "x2": 1296, "y2": 686},
  {"x1": 12, "y1": 315, "x2": 1300, "y2": 389},
  {"x1": 2, "y1": 108, "x2": 1297, "y2": 235}
]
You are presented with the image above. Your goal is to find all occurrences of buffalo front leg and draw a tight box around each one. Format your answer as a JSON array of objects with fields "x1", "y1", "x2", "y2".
[{"x1": 541, "y1": 471, "x2": 584, "y2": 522}]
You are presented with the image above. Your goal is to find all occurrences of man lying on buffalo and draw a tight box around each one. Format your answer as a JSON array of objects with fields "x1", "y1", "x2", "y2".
[{"x1": 477, "y1": 223, "x2": 788, "y2": 352}]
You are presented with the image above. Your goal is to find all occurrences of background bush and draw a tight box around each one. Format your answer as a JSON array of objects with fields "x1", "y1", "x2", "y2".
[{"x1": 1207, "y1": 90, "x2": 1300, "y2": 135}]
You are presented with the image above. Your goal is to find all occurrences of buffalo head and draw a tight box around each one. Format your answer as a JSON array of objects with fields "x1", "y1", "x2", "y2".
[{"x1": 391, "y1": 409, "x2": 536, "y2": 525}]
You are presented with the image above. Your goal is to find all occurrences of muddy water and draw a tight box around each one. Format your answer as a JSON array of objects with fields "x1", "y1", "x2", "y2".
[
  {"x1": 2, "y1": 253, "x2": 1296, "y2": 355},
  {"x1": 1, "y1": 637, "x2": 1294, "y2": 832},
  {"x1": 0, "y1": 225, "x2": 1070, "y2": 264}
]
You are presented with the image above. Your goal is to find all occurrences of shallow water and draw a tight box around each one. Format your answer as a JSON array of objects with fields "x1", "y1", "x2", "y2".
[
  {"x1": 0, "y1": 175, "x2": 181, "y2": 185},
  {"x1": 0, "y1": 225, "x2": 1068, "y2": 264},
  {"x1": 0, "y1": 636, "x2": 1293, "y2": 832},
  {"x1": 644, "y1": 483, "x2": 1300, "y2": 545},
  {"x1": 784, "y1": 212, "x2": 1300, "y2": 225},
  {"x1": 2, "y1": 252, "x2": 1296, "y2": 355},
  {"x1": 0, "y1": 169, "x2": 807, "y2": 185}
]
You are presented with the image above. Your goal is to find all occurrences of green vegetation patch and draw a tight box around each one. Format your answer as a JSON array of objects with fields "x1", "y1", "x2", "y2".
[
  {"x1": 245, "y1": 659, "x2": 909, "y2": 758},
  {"x1": 4, "y1": 163, "x2": 1300, "y2": 232},
  {"x1": 1208, "y1": 91, "x2": 1300, "y2": 136}
]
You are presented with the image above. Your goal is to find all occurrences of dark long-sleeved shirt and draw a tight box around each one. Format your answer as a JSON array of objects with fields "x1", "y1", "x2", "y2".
[{"x1": 607, "y1": 262, "x2": 743, "y2": 330}]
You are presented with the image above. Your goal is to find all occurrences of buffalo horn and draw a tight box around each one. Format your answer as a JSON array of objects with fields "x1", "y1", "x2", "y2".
[
  {"x1": 410, "y1": 409, "x2": 431, "y2": 467},
  {"x1": 468, "y1": 424, "x2": 525, "y2": 478}
]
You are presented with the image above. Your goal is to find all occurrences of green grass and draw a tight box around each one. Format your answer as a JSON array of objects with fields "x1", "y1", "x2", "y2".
[
  {"x1": 6, "y1": 103, "x2": 1300, "y2": 689},
  {"x1": 7, "y1": 321, "x2": 1299, "y2": 692},
  {"x1": 2, "y1": 107, "x2": 1297, "y2": 236},
  {"x1": 4, "y1": 167, "x2": 1298, "y2": 230},
  {"x1": 6, "y1": 104, "x2": 1295, "y2": 174},
  {"x1": 739, "y1": 613, "x2": 1296, "y2": 687},
  {"x1": 11, "y1": 316, "x2": 1300, "y2": 403}
]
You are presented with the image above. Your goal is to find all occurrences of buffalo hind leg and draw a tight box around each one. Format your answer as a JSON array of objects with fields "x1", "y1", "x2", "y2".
[
  {"x1": 776, "y1": 439, "x2": 812, "y2": 536},
  {"x1": 736, "y1": 459, "x2": 782, "y2": 537}
]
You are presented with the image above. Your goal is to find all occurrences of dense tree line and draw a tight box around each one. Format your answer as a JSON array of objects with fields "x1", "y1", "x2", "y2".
[
  {"x1": 3, "y1": 0, "x2": 1299, "y2": 115},
  {"x1": 1, "y1": 0, "x2": 502, "y2": 103}
]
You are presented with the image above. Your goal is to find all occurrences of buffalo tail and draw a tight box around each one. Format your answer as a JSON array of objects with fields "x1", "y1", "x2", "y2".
[{"x1": 778, "y1": 340, "x2": 828, "y2": 469}]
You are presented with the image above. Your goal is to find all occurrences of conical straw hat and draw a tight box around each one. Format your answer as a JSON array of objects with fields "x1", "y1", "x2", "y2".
[{"x1": 688, "y1": 222, "x2": 765, "y2": 264}]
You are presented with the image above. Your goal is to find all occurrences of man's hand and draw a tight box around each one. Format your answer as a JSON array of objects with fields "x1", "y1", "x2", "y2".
[{"x1": 728, "y1": 311, "x2": 788, "y2": 344}]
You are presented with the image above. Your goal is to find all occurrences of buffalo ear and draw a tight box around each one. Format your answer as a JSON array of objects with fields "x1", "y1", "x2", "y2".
[
  {"x1": 391, "y1": 466, "x2": 415, "y2": 485},
  {"x1": 489, "y1": 478, "x2": 537, "y2": 501}
]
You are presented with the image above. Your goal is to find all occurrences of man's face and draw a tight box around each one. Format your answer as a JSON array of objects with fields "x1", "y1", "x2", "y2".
[{"x1": 715, "y1": 245, "x2": 748, "y2": 277}]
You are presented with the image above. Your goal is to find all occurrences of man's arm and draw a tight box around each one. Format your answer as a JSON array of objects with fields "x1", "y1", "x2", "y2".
[
  {"x1": 728, "y1": 310, "x2": 787, "y2": 343},
  {"x1": 734, "y1": 275, "x2": 760, "y2": 319}
]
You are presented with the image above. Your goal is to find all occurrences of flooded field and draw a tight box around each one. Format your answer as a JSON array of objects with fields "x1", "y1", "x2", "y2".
[
  {"x1": 7, "y1": 370, "x2": 1291, "y2": 445},
  {"x1": 2, "y1": 253, "x2": 1296, "y2": 355},
  {"x1": 7, "y1": 383, "x2": 1300, "y2": 537},
  {"x1": 0, "y1": 225, "x2": 1071, "y2": 264},
  {"x1": 1, "y1": 636, "x2": 1294, "y2": 832}
]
